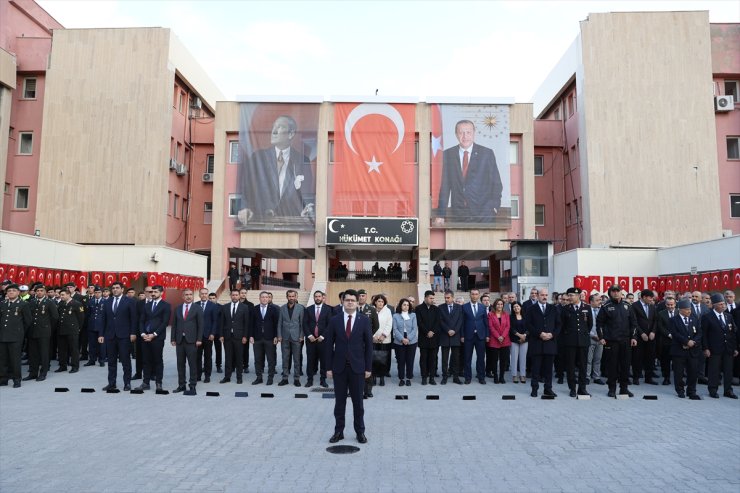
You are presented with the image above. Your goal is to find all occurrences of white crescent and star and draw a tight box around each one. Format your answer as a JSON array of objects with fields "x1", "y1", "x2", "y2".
[
  {"x1": 344, "y1": 103, "x2": 404, "y2": 174},
  {"x1": 328, "y1": 219, "x2": 339, "y2": 233}
]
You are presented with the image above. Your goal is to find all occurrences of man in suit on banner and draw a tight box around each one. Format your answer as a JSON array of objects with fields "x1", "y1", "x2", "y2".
[
  {"x1": 435, "y1": 119, "x2": 503, "y2": 224},
  {"x1": 326, "y1": 289, "x2": 373, "y2": 444}
]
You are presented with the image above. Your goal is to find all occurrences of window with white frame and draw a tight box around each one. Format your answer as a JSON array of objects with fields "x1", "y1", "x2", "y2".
[
  {"x1": 724, "y1": 80, "x2": 739, "y2": 102},
  {"x1": 229, "y1": 141, "x2": 239, "y2": 163},
  {"x1": 204, "y1": 202, "x2": 213, "y2": 224},
  {"x1": 510, "y1": 195, "x2": 520, "y2": 219},
  {"x1": 731, "y1": 195, "x2": 740, "y2": 219},
  {"x1": 228, "y1": 194, "x2": 242, "y2": 216},
  {"x1": 534, "y1": 155, "x2": 544, "y2": 176},
  {"x1": 510, "y1": 142, "x2": 519, "y2": 165},
  {"x1": 15, "y1": 187, "x2": 29, "y2": 209},
  {"x1": 535, "y1": 204, "x2": 545, "y2": 226},
  {"x1": 727, "y1": 136, "x2": 739, "y2": 160},
  {"x1": 206, "y1": 154, "x2": 215, "y2": 173},
  {"x1": 18, "y1": 132, "x2": 33, "y2": 154},
  {"x1": 23, "y1": 78, "x2": 37, "y2": 99}
]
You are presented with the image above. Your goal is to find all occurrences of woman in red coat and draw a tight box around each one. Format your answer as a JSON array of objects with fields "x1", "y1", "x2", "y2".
[{"x1": 486, "y1": 298, "x2": 512, "y2": 383}]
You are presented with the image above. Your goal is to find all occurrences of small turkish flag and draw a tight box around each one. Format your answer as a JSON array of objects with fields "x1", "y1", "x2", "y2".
[
  {"x1": 602, "y1": 276, "x2": 615, "y2": 292},
  {"x1": 632, "y1": 277, "x2": 645, "y2": 292}
]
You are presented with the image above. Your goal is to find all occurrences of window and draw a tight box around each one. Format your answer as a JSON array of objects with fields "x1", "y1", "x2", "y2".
[
  {"x1": 175, "y1": 142, "x2": 182, "y2": 162},
  {"x1": 727, "y1": 137, "x2": 739, "y2": 160},
  {"x1": 4, "y1": 182, "x2": 9, "y2": 194},
  {"x1": 178, "y1": 91, "x2": 186, "y2": 113},
  {"x1": 204, "y1": 202, "x2": 213, "y2": 224},
  {"x1": 23, "y1": 78, "x2": 37, "y2": 99},
  {"x1": 167, "y1": 192, "x2": 172, "y2": 215},
  {"x1": 328, "y1": 140, "x2": 335, "y2": 163},
  {"x1": 181, "y1": 199, "x2": 188, "y2": 221},
  {"x1": 509, "y1": 142, "x2": 519, "y2": 165},
  {"x1": 229, "y1": 141, "x2": 239, "y2": 163},
  {"x1": 567, "y1": 93, "x2": 576, "y2": 117},
  {"x1": 173, "y1": 194, "x2": 179, "y2": 219},
  {"x1": 517, "y1": 243, "x2": 548, "y2": 277},
  {"x1": 206, "y1": 154, "x2": 215, "y2": 173},
  {"x1": 228, "y1": 194, "x2": 242, "y2": 217},
  {"x1": 535, "y1": 204, "x2": 545, "y2": 226},
  {"x1": 510, "y1": 195, "x2": 519, "y2": 219},
  {"x1": 553, "y1": 106, "x2": 560, "y2": 120},
  {"x1": 725, "y1": 80, "x2": 739, "y2": 102},
  {"x1": 18, "y1": 132, "x2": 33, "y2": 154},
  {"x1": 565, "y1": 203, "x2": 572, "y2": 225},
  {"x1": 731, "y1": 195, "x2": 740, "y2": 219},
  {"x1": 534, "y1": 155, "x2": 544, "y2": 176},
  {"x1": 572, "y1": 199, "x2": 578, "y2": 225},
  {"x1": 14, "y1": 187, "x2": 29, "y2": 209}
]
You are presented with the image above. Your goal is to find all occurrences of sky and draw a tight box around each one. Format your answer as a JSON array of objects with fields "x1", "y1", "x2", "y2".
[{"x1": 37, "y1": 0, "x2": 740, "y2": 102}]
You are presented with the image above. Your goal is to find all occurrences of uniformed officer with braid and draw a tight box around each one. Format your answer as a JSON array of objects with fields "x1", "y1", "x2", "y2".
[
  {"x1": 24, "y1": 285, "x2": 59, "y2": 382},
  {"x1": 56, "y1": 289, "x2": 85, "y2": 373},
  {"x1": 0, "y1": 284, "x2": 32, "y2": 388}
]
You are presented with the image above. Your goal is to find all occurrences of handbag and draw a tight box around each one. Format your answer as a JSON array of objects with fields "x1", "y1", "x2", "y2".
[{"x1": 372, "y1": 343, "x2": 390, "y2": 373}]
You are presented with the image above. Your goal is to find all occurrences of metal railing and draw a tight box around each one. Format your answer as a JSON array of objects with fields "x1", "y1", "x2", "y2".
[
  {"x1": 329, "y1": 269, "x2": 416, "y2": 282},
  {"x1": 261, "y1": 276, "x2": 301, "y2": 289}
]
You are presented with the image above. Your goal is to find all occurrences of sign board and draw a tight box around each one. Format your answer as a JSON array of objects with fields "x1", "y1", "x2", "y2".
[{"x1": 326, "y1": 217, "x2": 418, "y2": 246}]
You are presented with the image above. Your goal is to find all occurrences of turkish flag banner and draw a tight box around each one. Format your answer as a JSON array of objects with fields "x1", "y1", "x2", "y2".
[
  {"x1": 720, "y1": 270, "x2": 731, "y2": 289},
  {"x1": 709, "y1": 272, "x2": 721, "y2": 290},
  {"x1": 657, "y1": 278, "x2": 666, "y2": 292},
  {"x1": 618, "y1": 277, "x2": 629, "y2": 291},
  {"x1": 147, "y1": 272, "x2": 159, "y2": 287},
  {"x1": 62, "y1": 271, "x2": 70, "y2": 284},
  {"x1": 7, "y1": 266, "x2": 17, "y2": 282},
  {"x1": 588, "y1": 276, "x2": 600, "y2": 293},
  {"x1": 16, "y1": 267, "x2": 27, "y2": 285},
  {"x1": 574, "y1": 276, "x2": 586, "y2": 289},
  {"x1": 700, "y1": 273, "x2": 710, "y2": 291},
  {"x1": 28, "y1": 267, "x2": 38, "y2": 283},
  {"x1": 679, "y1": 275, "x2": 690, "y2": 292},
  {"x1": 77, "y1": 272, "x2": 88, "y2": 290},
  {"x1": 665, "y1": 278, "x2": 674, "y2": 291},
  {"x1": 734, "y1": 269, "x2": 740, "y2": 288},
  {"x1": 37, "y1": 269, "x2": 47, "y2": 284},
  {"x1": 91, "y1": 272, "x2": 103, "y2": 286},
  {"x1": 632, "y1": 277, "x2": 645, "y2": 292},
  {"x1": 119, "y1": 273, "x2": 131, "y2": 287},
  {"x1": 602, "y1": 276, "x2": 615, "y2": 292},
  {"x1": 104, "y1": 273, "x2": 116, "y2": 286},
  {"x1": 332, "y1": 103, "x2": 417, "y2": 217}
]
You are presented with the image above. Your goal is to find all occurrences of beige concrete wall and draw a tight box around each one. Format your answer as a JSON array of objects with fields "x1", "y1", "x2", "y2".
[
  {"x1": 580, "y1": 11, "x2": 722, "y2": 247},
  {"x1": 35, "y1": 28, "x2": 174, "y2": 245},
  {"x1": 510, "y1": 103, "x2": 535, "y2": 238},
  {"x1": 0, "y1": 48, "x2": 15, "y2": 222}
]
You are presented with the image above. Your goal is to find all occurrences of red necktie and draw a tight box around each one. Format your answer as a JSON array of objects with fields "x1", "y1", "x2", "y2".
[
  {"x1": 314, "y1": 306, "x2": 320, "y2": 337},
  {"x1": 346, "y1": 315, "x2": 352, "y2": 340},
  {"x1": 184, "y1": 304, "x2": 189, "y2": 319},
  {"x1": 462, "y1": 150, "x2": 469, "y2": 178}
]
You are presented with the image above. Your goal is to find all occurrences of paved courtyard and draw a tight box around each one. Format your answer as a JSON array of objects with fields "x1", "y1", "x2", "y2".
[{"x1": 1, "y1": 347, "x2": 739, "y2": 493}]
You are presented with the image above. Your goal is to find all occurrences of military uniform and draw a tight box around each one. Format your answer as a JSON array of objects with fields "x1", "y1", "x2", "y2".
[
  {"x1": 596, "y1": 293, "x2": 638, "y2": 397},
  {"x1": 357, "y1": 300, "x2": 379, "y2": 397},
  {"x1": 57, "y1": 298, "x2": 85, "y2": 372},
  {"x1": 85, "y1": 295, "x2": 106, "y2": 365},
  {"x1": 0, "y1": 295, "x2": 33, "y2": 386},
  {"x1": 560, "y1": 300, "x2": 593, "y2": 396},
  {"x1": 25, "y1": 296, "x2": 59, "y2": 380}
]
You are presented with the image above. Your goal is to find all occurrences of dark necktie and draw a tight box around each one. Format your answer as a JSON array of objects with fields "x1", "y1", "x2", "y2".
[
  {"x1": 462, "y1": 150, "x2": 469, "y2": 178},
  {"x1": 346, "y1": 315, "x2": 352, "y2": 339},
  {"x1": 719, "y1": 314, "x2": 726, "y2": 327},
  {"x1": 113, "y1": 297, "x2": 119, "y2": 313}
]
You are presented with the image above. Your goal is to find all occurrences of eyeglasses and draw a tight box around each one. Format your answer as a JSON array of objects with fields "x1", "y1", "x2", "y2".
[{"x1": 344, "y1": 299, "x2": 357, "y2": 303}]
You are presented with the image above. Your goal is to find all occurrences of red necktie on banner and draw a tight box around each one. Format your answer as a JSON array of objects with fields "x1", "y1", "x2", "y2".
[
  {"x1": 462, "y1": 150, "x2": 470, "y2": 178},
  {"x1": 346, "y1": 315, "x2": 352, "y2": 339}
]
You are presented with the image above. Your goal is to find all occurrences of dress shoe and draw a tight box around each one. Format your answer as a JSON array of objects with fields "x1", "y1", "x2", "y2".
[
  {"x1": 236, "y1": 378, "x2": 243, "y2": 384},
  {"x1": 216, "y1": 366, "x2": 223, "y2": 373},
  {"x1": 422, "y1": 377, "x2": 428, "y2": 385},
  {"x1": 593, "y1": 379, "x2": 605, "y2": 385},
  {"x1": 244, "y1": 367, "x2": 250, "y2": 374},
  {"x1": 54, "y1": 367, "x2": 67, "y2": 373},
  {"x1": 367, "y1": 391, "x2": 373, "y2": 398},
  {"x1": 577, "y1": 390, "x2": 591, "y2": 397},
  {"x1": 132, "y1": 373, "x2": 142, "y2": 381},
  {"x1": 102, "y1": 384, "x2": 117, "y2": 391},
  {"x1": 84, "y1": 361, "x2": 96, "y2": 367},
  {"x1": 266, "y1": 377, "x2": 274, "y2": 385},
  {"x1": 252, "y1": 377, "x2": 263, "y2": 385},
  {"x1": 69, "y1": 368, "x2": 78, "y2": 373},
  {"x1": 453, "y1": 377, "x2": 463, "y2": 385},
  {"x1": 189, "y1": 385, "x2": 196, "y2": 394},
  {"x1": 22, "y1": 375, "x2": 36, "y2": 381},
  {"x1": 677, "y1": 391, "x2": 686, "y2": 398},
  {"x1": 429, "y1": 377, "x2": 437, "y2": 385},
  {"x1": 197, "y1": 376, "x2": 202, "y2": 382},
  {"x1": 662, "y1": 378, "x2": 671, "y2": 385},
  {"x1": 278, "y1": 379, "x2": 289, "y2": 386},
  {"x1": 156, "y1": 383, "x2": 163, "y2": 391},
  {"x1": 530, "y1": 388, "x2": 538, "y2": 397},
  {"x1": 173, "y1": 385, "x2": 186, "y2": 393},
  {"x1": 520, "y1": 379, "x2": 527, "y2": 385},
  {"x1": 607, "y1": 390, "x2": 616, "y2": 398},
  {"x1": 356, "y1": 433, "x2": 368, "y2": 444},
  {"x1": 557, "y1": 377, "x2": 564, "y2": 385},
  {"x1": 219, "y1": 377, "x2": 231, "y2": 384},
  {"x1": 13, "y1": 380, "x2": 21, "y2": 388},
  {"x1": 698, "y1": 376, "x2": 709, "y2": 384},
  {"x1": 512, "y1": 376, "x2": 519, "y2": 383},
  {"x1": 204, "y1": 376, "x2": 210, "y2": 383},
  {"x1": 99, "y1": 361, "x2": 105, "y2": 367},
  {"x1": 464, "y1": 379, "x2": 471, "y2": 385},
  {"x1": 305, "y1": 380, "x2": 313, "y2": 388},
  {"x1": 399, "y1": 380, "x2": 405, "y2": 386},
  {"x1": 123, "y1": 384, "x2": 131, "y2": 391},
  {"x1": 329, "y1": 432, "x2": 344, "y2": 443},
  {"x1": 688, "y1": 394, "x2": 702, "y2": 400},
  {"x1": 709, "y1": 391, "x2": 719, "y2": 398},
  {"x1": 363, "y1": 394, "x2": 368, "y2": 399},
  {"x1": 569, "y1": 389, "x2": 577, "y2": 398},
  {"x1": 619, "y1": 389, "x2": 634, "y2": 398},
  {"x1": 294, "y1": 379, "x2": 301, "y2": 387},
  {"x1": 724, "y1": 392, "x2": 738, "y2": 399},
  {"x1": 440, "y1": 377, "x2": 447, "y2": 385},
  {"x1": 499, "y1": 377, "x2": 506, "y2": 384},
  {"x1": 36, "y1": 374, "x2": 46, "y2": 382},
  {"x1": 543, "y1": 389, "x2": 557, "y2": 397},
  {"x1": 135, "y1": 383, "x2": 150, "y2": 391},
  {"x1": 320, "y1": 378, "x2": 328, "y2": 388},
  {"x1": 478, "y1": 378, "x2": 486, "y2": 385},
  {"x1": 405, "y1": 379, "x2": 411, "y2": 386},
  {"x1": 493, "y1": 376, "x2": 499, "y2": 384}
]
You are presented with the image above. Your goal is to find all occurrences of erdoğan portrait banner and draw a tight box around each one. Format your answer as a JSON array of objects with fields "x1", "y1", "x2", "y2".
[
  {"x1": 431, "y1": 104, "x2": 511, "y2": 228},
  {"x1": 331, "y1": 103, "x2": 417, "y2": 217},
  {"x1": 235, "y1": 103, "x2": 319, "y2": 231}
]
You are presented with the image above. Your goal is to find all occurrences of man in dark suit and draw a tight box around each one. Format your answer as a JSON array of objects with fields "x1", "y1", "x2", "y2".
[
  {"x1": 24, "y1": 285, "x2": 58, "y2": 382},
  {"x1": 434, "y1": 119, "x2": 503, "y2": 224},
  {"x1": 136, "y1": 285, "x2": 170, "y2": 392},
  {"x1": 416, "y1": 290, "x2": 440, "y2": 386},
  {"x1": 250, "y1": 291, "x2": 280, "y2": 385},
  {"x1": 84, "y1": 286, "x2": 106, "y2": 367},
  {"x1": 237, "y1": 115, "x2": 315, "y2": 228},
  {"x1": 195, "y1": 287, "x2": 220, "y2": 383},
  {"x1": 132, "y1": 287, "x2": 153, "y2": 380},
  {"x1": 526, "y1": 287, "x2": 561, "y2": 397},
  {"x1": 0, "y1": 284, "x2": 32, "y2": 388},
  {"x1": 669, "y1": 299, "x2": 702, "y2": 399},
  {"x1": 702, "y1": 293, "x2": 738, "y2": 399},
  {"x1": 99, "y1": 282, "x2": 138, "y2": 391},
  {"x1": 238, "y1": 288, "x2": 254, "y2": 374},
  {"x1": 560, "y1": 287, "x2": 592, "y2": 397},
  {"x1": 326, "y1": 289, "x2": 373, "y2": 444},
  {"x1": 171, "y1": 289, "x2": 203, "y2": 394},
  {"x1": 631, "y1": 289, "x2": 658, "y2": 385},
  {"x1": 56, "y1": 290, "x2": 85, "y2": 373},
  {"x1": 208, "y1": 292, "x2": 223, "y2": 373},
  {"x1": 691, "y1": 291, "x2": 712, "y2": 383},
  {"x1": 219, "y1": 290, "x2": 250, "y2": 384},
  {"x1": 656, "y1": 296, "x2": 678, "y2": 385},
  {"x1": 439, "y1": 289, "x2": 463, "y2": 384},
  {"x1": 461, "y1": 289, "x2": 489, "y2": 384},
  {"x1": 521, "y1": 287, "x2": 539, "y2": 313},
  {"x1": 303, "y1": 291, "x2": 332, "y2": 388}
]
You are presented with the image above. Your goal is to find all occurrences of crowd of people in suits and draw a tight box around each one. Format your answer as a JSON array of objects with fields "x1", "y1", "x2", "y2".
[{"x1": 1, "y1": 279, "x2": 737, "y2": 403}]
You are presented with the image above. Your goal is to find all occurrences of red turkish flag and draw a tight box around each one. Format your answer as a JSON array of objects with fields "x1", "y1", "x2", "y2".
[
  {"x1": 0, "y1": 264, "x2": 6, "y2": 280},
  {"x1": 430, "y1": 104, "x2": 444, "y2": 210},
  {"x1": 665, "y1": 277, "x2": 674, "y2": 291},
  {"x1": 104, "y1": 272, "x2": 116, "y2": 286},
  {"x1": 147, "y1": 272, "x2": 159, "y2": 286},
  {"x1": 91, "y1": 272, "x2": 103, "y2": 286},
  {"x1": 28, "y1": 267, "x2": 38, "y2": 283},
  {"x1": 574, "y1": 276, "x2": 586, "y2": 289},
  {"x1": 587, "y1": 276, "x2": 599, "y2": 293},
  {"x1": 61, "y1": 271, "x2": 70, "y2": 284},
  {"x1": 119, "y1": 272, "x2": 131, "y2": 287},
  {"x1": 690, "y1": 275, "x2": 699, "y2": 291},
  {"x1": 602, "y1": 276, "x2": 615, "y2": 292},
  {"x1": 7, "y1": 266, "x2": 17, "y2": 282},
  {"x1": 679, "y1": 275, "x2": 690, "y2": 291},
  {"x1": 657, "y1": 278, "x2": 666, "y2": 292},
  {"x1": 632, "y1": 277, "x2": 645, "y2": 292},
  {"x1": 69, "y1": 272, "x2": 77, "y2": 285},
  {"x1": 37, "y1": 269, "x2": 46, "y2": 284},
  {"x1": 16, "y1": 267, "x2": 27, "y2": 285},
  {"x1": 721, "y1": 270, "x2": 731, "y2": 289},
  {"x1": 709, "y1": 271, "x2": 721, "y2": 290},
  {"x1": 332, "y1": 103, "x2": 417, "y2": 217},
  {"x1": 77, "y1": 272, "x2": 88, "y2": 290},
  {"x1": 734, "y1": 269, "x2": 740, "y2": 288},
  {"x1": 618, "y1": 276, "x2": 629, "y2": 291},
  {"x1": 132, "y1": 271, "x2": 142, "y2": 281},
  {"x1": 700, "y1": 273, "x2": 710, "y2": 291}
]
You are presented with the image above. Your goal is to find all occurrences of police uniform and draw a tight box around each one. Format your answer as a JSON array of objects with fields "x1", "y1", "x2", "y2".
[
  {"x1": 57, "y1": 298, "x2": 85, "y2": 372},
  {"x1": 85, "y1": 291, "x2": 107, "y2": 366},
  {"x1": 560, "y1": 288, "x2": 593, "y2": 397},
  {"x1": 0, "y1": 287, "x2": 33, "y2": 387},
  {"x1": 25, "y1": 295, "x2": 59, "y2": 381},
  {"x1": 596, "y1": 287, "x2": 638, "y2": 397}
]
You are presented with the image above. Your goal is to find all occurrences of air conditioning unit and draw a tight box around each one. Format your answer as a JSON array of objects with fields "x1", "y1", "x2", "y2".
[
  {"x1": 190, "y1": 96, "x2": 202, "y2": 109},
  {"x1": 715, "y1": 95, "x2": 734, "y2": 112},
  {"x1": 175, "y1": 163, "x2": 187, "y2": 176},
  {"x1": 202, "y1": 172, "x2": 213, "y2": 182},
  {"x1": 169, "y1": 158, "x2": 177, "y2": 170}
]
